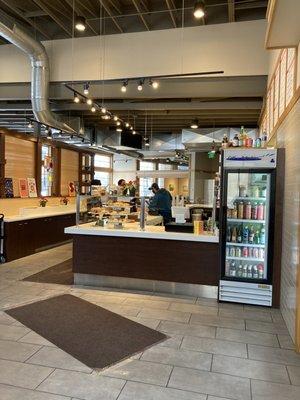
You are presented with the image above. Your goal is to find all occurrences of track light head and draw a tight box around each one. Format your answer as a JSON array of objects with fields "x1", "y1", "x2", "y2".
[
  {"x1": 113, "y1": 115, "x2": 118, "y2": 121},
  {"x1": 101, "y1": 107, "x2": 106, "y2": 114},
  {"x1": 149, "y1": 79, "x2": 159, "y2": 89},
  {"x1": 74, "y1": 94, "x2": 80, "y2": 103},
  {"x1": 75, "y1": 16, "x2": 86, "y2": 31},
  {"x1": 193, "y1": 1, "x2": 205, "y2": 19},
  {"x1": 137, "y1": 80, "x2": 144, "y2": 91},
  {"x1": 132, "y1": 130, "x2": 136, "y2": 135},
  {"x1": 91, "y1": 106, "x2": 96, "y2": 112},
  {"x1": 116, "y1": 121, "x2": 121, "y2": 126},
  {"x1": 116, "y1": 127, "x2": 123, "y2": 132},
  {"x1": 83, "y1": 82, "x2": 89, "y2": 95},
  {"x1": 86, "y1": 98, "x2": 92, "y2": 105},
  {"x1": 125, "y1": 122, "x2": 130, "y2": 128},
  {"x1": 121, "y1": 81, "x2": 128, "y2": 93}
]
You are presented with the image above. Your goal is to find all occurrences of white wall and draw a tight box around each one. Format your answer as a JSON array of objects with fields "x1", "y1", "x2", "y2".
[{"x1": 0, "y1": 20, "x2": 268, "y2": 83}]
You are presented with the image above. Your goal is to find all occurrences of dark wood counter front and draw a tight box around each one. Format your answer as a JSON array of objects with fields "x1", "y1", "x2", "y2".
[{"x1": 73, "y1": 235, "x2": 219, "y2": 286}]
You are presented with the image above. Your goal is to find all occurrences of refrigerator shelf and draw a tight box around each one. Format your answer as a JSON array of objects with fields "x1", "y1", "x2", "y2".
[
  {"x1": 234, "y1": 197, "x2": 267, "y2": 201},
  {"x1": 226, "y1": 256, "x2": 264, "y2": 262},
  {"x1": 227, "y1": 218, "x2": 265, "y2": 224},
  {"x1": 226, "y1": 242, "x2": 265, "y2": 248}
]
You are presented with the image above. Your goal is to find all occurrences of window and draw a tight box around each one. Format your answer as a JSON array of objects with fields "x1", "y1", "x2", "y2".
[
  {"x1": 139, "y1": 177, "x2": 154, "y2": 197},
  {"x1": 158, "y1": 163, "x2": 172, "y2": 170},
  {"x1": 94, "y1": 154, "x2": 112, "y2": 188},
  {"x1": 178, "y1": 164, "x2": 189, "y2": 170},
  {"x1": 157, "y1": 177, "x2": 165, "y2": 188},
  {"x1": 139, "y1": 161, "x2": 155, "y2": 171},
  {"x1": 41, "y1": 145, "x2": 53, "y2": 196},
  {"x1": 94, "y1": 171, "x2": 110, "y2": 187},
  {"x1": 94, "y1": 154, "x2": 111, "y2": 169}
]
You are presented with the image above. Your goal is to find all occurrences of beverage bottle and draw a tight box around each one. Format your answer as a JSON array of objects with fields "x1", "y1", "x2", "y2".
[
  {"x1": 238, "y1": 127, "x2": 244, "y2": 147},
  {"x1": 244, "y1": 201, "x2": 251, "y2": 219},
  {"x1": 254, "y1": 230, "x2": 260, "y2": 244},
  {"x1": 232, "y1": 202, "x2": 238, "y2": 218},
  {"x1": 248, "y1": 247, "x2": 253, "y2": 258},
  {"x1": 227, "y1": 226, "x2": 232, "y2": 242},
  {"x1": 246, "y1": 137, "x2": 253, "y2": 147},
  {"x1": 251, "y1": 202, "x2": 258, "y2": 220},
  {"x1": 259, "y1": 248, "x2": 265, "y2": 259},
  {"x1": 252, "y1": 186, "x2": 260, "y2": 198},
  {"x1": 230, "y1": 247, "x2": 236, "y2": 257},
  {"x1": 242, "y1": 225, "x2": 249, "y2": 243},
  {"x1": 227, "y1": 208, "x2": 232, "y2": 218},
  {"x1": 247, "y1": 265, "x2": 253, "y2": 278},
  {"x1": 248, "y1": 226, "x2": 254, "y2": 244},
  {"x1": 257, "y1": 264, "x2": 264, "y2": 279},
  {"x1": 232, "y1": 134, "x2": 239, "y2": 147},
  {"x1": 257, "y1": 203, "x2": 264, "y2": 220},
  {"x1": 222, "y1": 134, "x2": 229, "y2": 148},
  {"x1": 237, "y1": 225, "x2": 242, "y2": 243},
  {"x1": 260, "y1": 228, "x2": 265, "y2": 245},
  {"x1": 256, "y1": 137, "x2": 261, "y2": 148},
  {"x1": 235, "y1": 247, "x2": 242, "y2": 257},
  {"x1": 237, "y1": 264, "x2": 243, "y2": 278},
  {"x1": 253, "y1": 265, "x2": 258, "y2": 279},
  {"x1": 231, "y1": 226, "x2": 237, "y2": 243},
  {"x1": 238, "y1": 202, "x2": 244, "y2": 219},
  {"x1": 242, "y1": 247, "x2": 249, "y2": 258},
  {"x1": 239, "y1": 185, "x2": 247, "y2": 197},
  {"x1": 242, "y1": 265, "x2": 247, "y2": 278},
  {"x1": 253, "y1": 247, "x2": 259, "y2": 258},
  {"x1": 230, "y1": 262, "x2": 236, "y2": 277}
]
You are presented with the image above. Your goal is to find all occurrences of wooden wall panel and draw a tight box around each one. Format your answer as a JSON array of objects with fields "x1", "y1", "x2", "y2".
[
  {"x1": 276, "y1": 97, "x2": 300, "y2": 347},
  {"x1": 60, "y1": 149, "x2": 79, "y2": 196},
  {"x1": 4, "y1": 136, "x2": 35, "y2": 197}
]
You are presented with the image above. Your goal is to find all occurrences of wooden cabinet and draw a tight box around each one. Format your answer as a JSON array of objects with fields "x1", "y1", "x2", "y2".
[{"x1": 4, "y1": 213, "x2": 76, "y2": 262}]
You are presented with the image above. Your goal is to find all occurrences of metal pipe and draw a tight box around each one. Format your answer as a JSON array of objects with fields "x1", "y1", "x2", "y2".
[{"x1": 0, "y1": 22, "x2": 75, "y2": 134}]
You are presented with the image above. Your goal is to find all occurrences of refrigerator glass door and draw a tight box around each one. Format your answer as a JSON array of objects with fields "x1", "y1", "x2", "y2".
[{"x1": 224, "y1": 171, "x2": 271, "y2": 281}]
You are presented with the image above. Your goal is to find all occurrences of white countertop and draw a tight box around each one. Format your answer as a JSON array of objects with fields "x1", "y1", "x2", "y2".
[
  {"x1": 4, "y1": 209, "x2": 76, "y2": 222},
  {"x1": 65, "y1": 221, "x2": 219, "y2": 243}
]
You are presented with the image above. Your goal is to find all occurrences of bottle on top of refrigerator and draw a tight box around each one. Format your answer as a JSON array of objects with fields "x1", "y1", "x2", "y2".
[
  {"x1": 254, "y1": 231, "x2": 260, "y2": 245},
  {"x1": 244, "y1": 201, "x2": 252, "y2": 219},
  {"x1": 261, "y1": 132, "x2": 267, "y2": 148},
  {"x1": 239, "y1": 185, "x2": 247, "y2": 197},
  {"x1": 246, "y1": 137, "x2": 253, "y2": 148},
  {"x1": 260, "y1": 228, "x2": 265, "y2": 245},
  {"x1": 261, "y1": 187, "x2": 267, "y2": 198},
  {"x1": 238, "y1": 202, "x2": 244, "y2": 219},
  {"x1": 231, "y1": 226, "x2": 237, "y2": 243},
  {"x1": 247, "y1": 265, "x2": 253, "y2": 278},
  {"x1": 238, "y1": 128, "x2": 244, "y2": 147},
  {"x1": 222, "y1": 134, "x2": 229, "y2": 148},
  {"x1": 251, "y1": 202, "x2": 258, "y2": 220},
  {"x1": 243, "y1": 225, "x2": 249, "y2": 243},
  {"x1": 252, "y1": 186, "x2": 260, "y2": 198},
  {"x1": 248, "y1": 226, "x2": 255, "y2": 244},
  {"x1": 253, "y1": 265, "x2": 259, "y2": 279},
  {"x1": 237, "y1": 226, "x2": 242, "y2": 243},
  {"x1": 257, "y1": 264, "x2": 264, "y2": 279},
  {"x1": 257, "y1": 203, "x2": 264, "y2": 220},
  {"x1": 232, "y1": 134, "x2": 239, "y2": 147}
]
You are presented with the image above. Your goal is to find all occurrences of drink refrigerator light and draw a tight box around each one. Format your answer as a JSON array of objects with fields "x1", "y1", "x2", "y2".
[{"x1": 219, "y1": 148, "x2": 277, "y2": 306}]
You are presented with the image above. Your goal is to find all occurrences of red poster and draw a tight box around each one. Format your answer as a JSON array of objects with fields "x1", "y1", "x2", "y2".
[{"x1": 18, "y1": 178, "x2": 29, "y2": 198}]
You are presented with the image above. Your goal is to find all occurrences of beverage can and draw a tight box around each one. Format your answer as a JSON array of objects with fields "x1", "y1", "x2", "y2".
[
  {"x1": 244, "y1": 202, "x2": 251, "y2": 219},
  {"x1": 232, "y1": 203, "x2": 238, "y2": 218},
  {"x1": 242, "y1": 247, "x2": 249, "y2": 257},
  {"x1": 248, "y1": 247, "x2": 253, "y2": 258},
  {"x1": 247, "y1": 265, "x2": 253, "y2": 278},
  {"x1": 259, "y1": 248, "x2": 265, "y2": 259}
]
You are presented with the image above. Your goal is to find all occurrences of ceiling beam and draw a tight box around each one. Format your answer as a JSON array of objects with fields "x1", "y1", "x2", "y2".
[
  {"x1": 107, "y1": 0, "x2": 122, "y2": 14},
  {"x1": 32, "y1": 0, "x2": 72, "y2": 37},
  {"x1": 235, "y1": 0, "x2": 268, "y2": 10},
  {"x1": 0, "y1": 0, "x2": 52, "y2": 40},
  {"x1": 228, "y1": 0, "x2": 235, "y2": 22},
  {"x1": 131, "y1": 0, "x2": 150, "y2": 31},
  {"x1": 99, "y1": 0, "x2": 124, "y2": 33},
  {"x1": 165, "y1": 0, "x2": 177, "y2": 28}
]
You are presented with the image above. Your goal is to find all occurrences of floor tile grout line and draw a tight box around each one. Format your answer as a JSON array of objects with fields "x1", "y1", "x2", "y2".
[
  {"x1": 0, "y1": 382, "x2": 72, "y2": 399},
  {"x1": 33, "y1": 367, "x2": 56, "y2": 391},
  {"x1": 165, "y1": 365, "x2": 174, "y2": 388},
  {"x1": 22, "y1": 344, "x2": 44, "y2": 363},
  {"x1": 115, "y1": 378, "x2": 128, "y2": 400},
  {"x1": 285, "y1": 364, "x2": 293, "y2": 385}
]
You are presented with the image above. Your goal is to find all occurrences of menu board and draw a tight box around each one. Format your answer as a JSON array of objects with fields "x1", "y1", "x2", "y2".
[
  {"x1": 18, "y1": 178, "x2": 29, "y2": 198},
  {"x1": 27, "y1": 178, "x2": 37, "y2": 198}
]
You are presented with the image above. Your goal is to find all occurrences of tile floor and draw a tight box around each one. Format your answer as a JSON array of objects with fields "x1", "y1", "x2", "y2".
[{"x1": 0, "y1": 243, "x2": 299, "y2": 400}]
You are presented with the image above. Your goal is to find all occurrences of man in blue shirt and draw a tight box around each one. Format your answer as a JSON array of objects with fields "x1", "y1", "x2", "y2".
[{"x1": 148, "y1": 183, "x2": 172, "y2": 225}]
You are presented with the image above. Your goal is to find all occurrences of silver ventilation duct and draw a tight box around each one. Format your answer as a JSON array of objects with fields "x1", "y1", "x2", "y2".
[{"x1": 0, "y1": 22, "x2": 75, "y2": 134}]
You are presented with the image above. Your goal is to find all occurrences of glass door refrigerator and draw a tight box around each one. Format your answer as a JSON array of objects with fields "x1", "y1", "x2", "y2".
[{"x1": 219, "y1": 149, "x2": 277, "y2": 306}]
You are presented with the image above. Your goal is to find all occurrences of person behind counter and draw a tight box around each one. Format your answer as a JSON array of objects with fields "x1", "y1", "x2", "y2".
[
  {"x1": 148, "y1": 183, "x2": 172, "y2": 225},
  {"x1": 117, "y1": 179, "x2": 126, "y2": 195}
]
